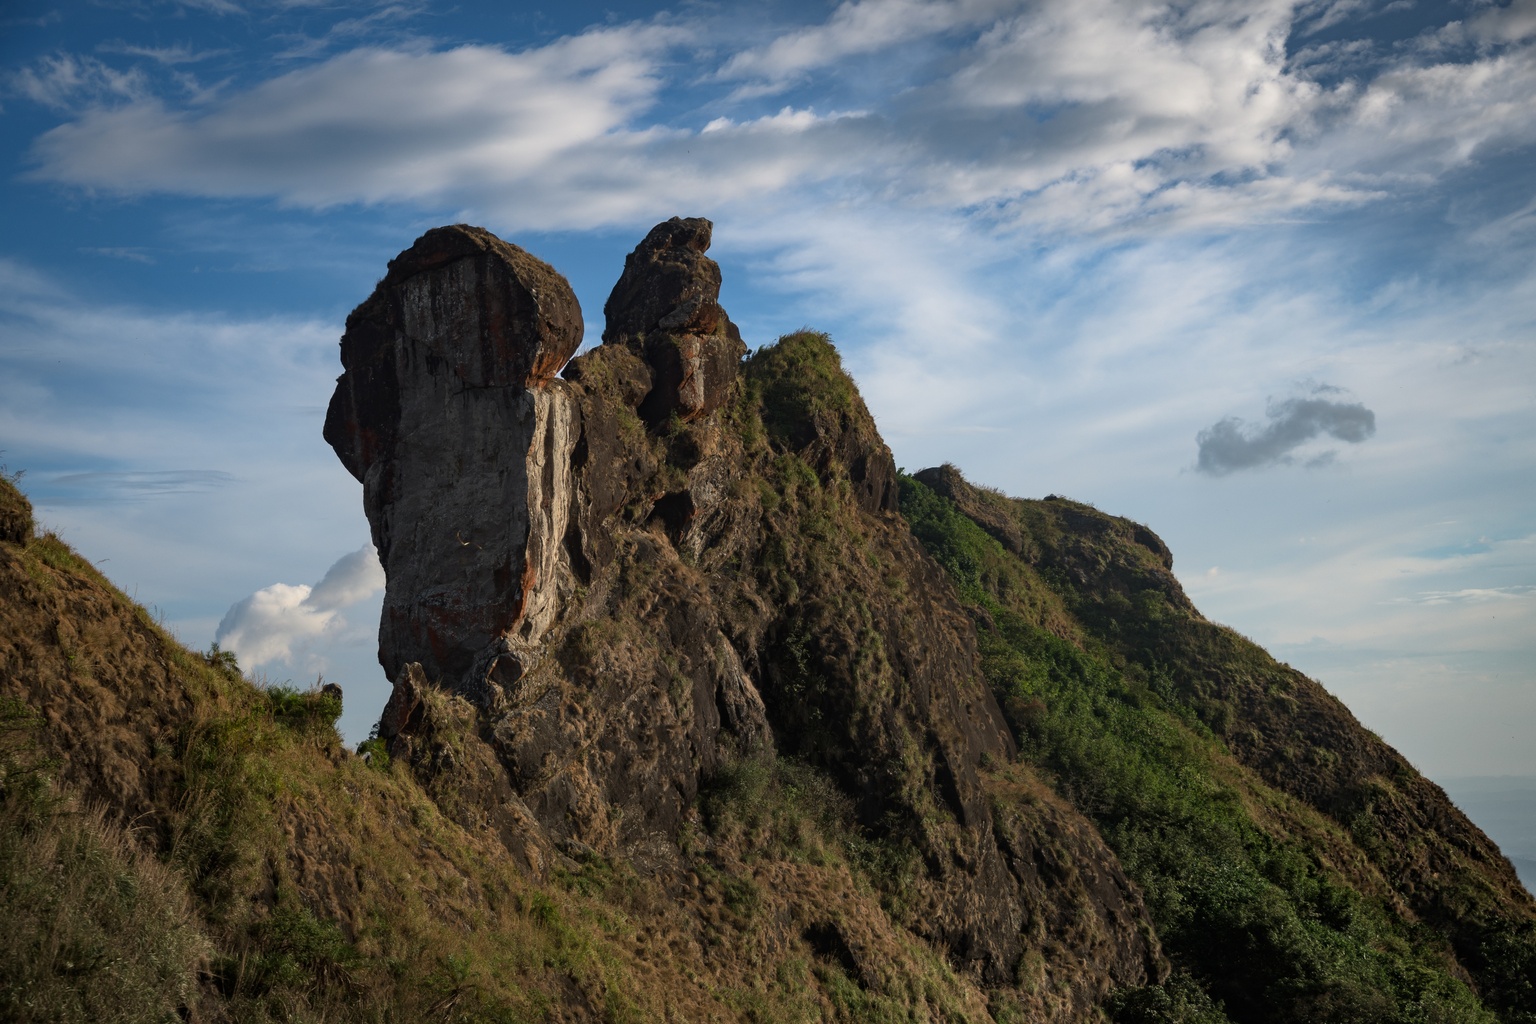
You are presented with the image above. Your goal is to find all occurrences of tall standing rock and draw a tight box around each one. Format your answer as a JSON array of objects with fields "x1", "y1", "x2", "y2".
[
  {"x1": 602, "y1": 217, "x2": 747, "y2": 424},
  {"x1": 324, "y1": 225, "x2": 584, "y2": 695}
]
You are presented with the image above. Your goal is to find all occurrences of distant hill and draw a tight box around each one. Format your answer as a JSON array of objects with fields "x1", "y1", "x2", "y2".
[{"x1": 3, "y1": 219, "x2": 1533, "y2": 1023}]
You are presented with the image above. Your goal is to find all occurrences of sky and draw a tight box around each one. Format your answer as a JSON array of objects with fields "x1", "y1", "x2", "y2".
[{"x1": 1, "y1": 0, "x2": 1533, "y2": 797}]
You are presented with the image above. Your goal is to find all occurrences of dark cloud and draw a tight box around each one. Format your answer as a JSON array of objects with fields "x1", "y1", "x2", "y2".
[{"x1": 1196, "y1": 391, "x2": 1376, "y2": 475}]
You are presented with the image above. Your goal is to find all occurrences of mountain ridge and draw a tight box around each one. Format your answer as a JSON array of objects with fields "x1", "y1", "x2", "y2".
[{"x1": 2, "y1": 217, "x2": 1533, "y2": 1023}]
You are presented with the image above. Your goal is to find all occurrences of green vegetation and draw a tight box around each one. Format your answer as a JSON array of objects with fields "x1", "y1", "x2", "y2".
[
  {"x1": 744, "y1": 330, "x2": 860, "y2": 451},
  {"x1": 1, "y1": 696, "x2": 208, "y2": 1024},
  {"x1": 0, "y1": 488, "x2": 986, "y2": 1023},
  {"x1": 0, "y1": 515, "x2": 696, "y2": 1021},
  {"x1": 4, "y1": 341, "x2": 1532, "y2": 1023},
  {"x1": 900, "y1": 473, "x2": 1518, "y2": 1024},
  {"x1": 695, "y1": 754, "x2": 988, "y2": 1024}
]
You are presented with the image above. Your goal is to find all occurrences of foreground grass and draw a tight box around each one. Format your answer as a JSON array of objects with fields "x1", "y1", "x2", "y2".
[{"x1": 0, "y1": 468, "x2": 999, "y2": 1023}]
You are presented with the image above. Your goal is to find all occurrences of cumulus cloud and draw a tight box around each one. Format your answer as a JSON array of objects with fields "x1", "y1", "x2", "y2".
[
  {"x1": 1196, "y1": 387, "x2": 1377, "y2": 475},
  {"x1": 215, "y1": 546, "x2": 383, "y2": 669}
]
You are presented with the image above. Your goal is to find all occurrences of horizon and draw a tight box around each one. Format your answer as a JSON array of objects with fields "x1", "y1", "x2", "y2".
[{"x1": 2, "y1": 0, "x2": 1531, "y2": 823}]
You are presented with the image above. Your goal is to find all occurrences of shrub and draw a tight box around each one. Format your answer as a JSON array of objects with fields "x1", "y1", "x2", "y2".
[{"x1": 264, "y1": 683, "x2": 342, "y2": 731}]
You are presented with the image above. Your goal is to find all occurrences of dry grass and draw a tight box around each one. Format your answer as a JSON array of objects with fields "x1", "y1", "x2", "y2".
[{"x1": 0, "y1": 504, "x2": 1006, "y2": 1022}]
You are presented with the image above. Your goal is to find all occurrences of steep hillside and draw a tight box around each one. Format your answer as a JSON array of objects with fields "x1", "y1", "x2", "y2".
[
  {"x1": 904, "y1": 466, "x2": 1536, "y2": 1022},
  {"x1": 0, "y1": 471, "x2": 1054, "y2": 1022},
  {"x1": 3, "y1": 217, "x2": 1533, "y2": 1024}
]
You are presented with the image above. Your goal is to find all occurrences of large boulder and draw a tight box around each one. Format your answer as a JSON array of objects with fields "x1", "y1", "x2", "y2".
[
  {"x1": 602, "y1": 217, "x2": 747, "y2": 424},
  {"x1": 323, "y1": 225, "x2": 585, "y2": 695}
]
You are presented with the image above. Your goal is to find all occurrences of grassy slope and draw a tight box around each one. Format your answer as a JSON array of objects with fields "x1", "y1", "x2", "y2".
[
  {"x1": 900, "y1": 469, "x2": 1536, "y2": 1024},
  {"x1": 6, "y1": 327, "x2": 1533, "y2": 1024},
  {"x1": 0, "y1": 467, "x2": 1003, "y2": 1023}
]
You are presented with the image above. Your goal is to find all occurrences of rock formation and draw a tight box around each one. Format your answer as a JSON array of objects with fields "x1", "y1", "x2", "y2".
[
  {"x1": 323, "y1": 225, "x2": 585, "y2": 697},
  {"x1": 324, "y1": 218, "x2": 1164, "y2": 1010},
  {"x1": 602, "y1": 216, "x2": 747, "y2": 424}
]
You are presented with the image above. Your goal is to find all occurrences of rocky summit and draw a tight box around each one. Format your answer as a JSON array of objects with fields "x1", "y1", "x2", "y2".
[
  {"x1": 602, "y1": 216, "x2": 748, "y2": 425},
  {"x1": 324, "y1": 218, "x2": 1159, "y2": 1011},
  {"x1": 2, "y1": 218, "x2": 1534, "y2": 1023}
]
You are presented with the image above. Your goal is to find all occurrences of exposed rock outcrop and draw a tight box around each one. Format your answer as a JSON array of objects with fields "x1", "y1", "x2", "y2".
[
  {"x1": 602, "y1": 216, "x2": 747, "y2": 424},
  {"x1": 325, "y1": 218, "x2": 1163, "y2": 1014},
  {"x1": 323, "y1": 225, "x2": 585, "y2": 697}
]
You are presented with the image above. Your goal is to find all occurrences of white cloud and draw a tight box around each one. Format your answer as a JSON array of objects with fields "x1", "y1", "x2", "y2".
[
  {"x1": 95, "y1": 42, "x2": 232, "y2": 66},
  {"x1": 1316, "y1": 48, "x2": 1536, "y2": 178},
  {"x1": 215, "y1": 546, "x2": 383, "y2": 670},
  {"x1": 10, "y1": 53, "x2": 149, "y2": 111},
  {"x1": 1471, "y1": 0, "x2": 1536, "y2": 45},
  {"x1": 718, "y1": 0, "x2": 1016, "y2": 88},
  {"x1": 18, "y1": 1, "x2": 1536, "y2": 239},
  {"x1": 1408, "y1": 585, "x2": 1536, "y2": 605},
  {"x1": 27, "y1": 29, "x2": 688, "y2": 209}
]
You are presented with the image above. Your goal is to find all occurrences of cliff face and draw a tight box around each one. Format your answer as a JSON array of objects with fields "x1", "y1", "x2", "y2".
[
  {"x1": 323, "y1": 218, "x2": 1163, "y2": 1016},
  {"x1": 323, "y1": 225, "x2": 585, "y2": 693}
]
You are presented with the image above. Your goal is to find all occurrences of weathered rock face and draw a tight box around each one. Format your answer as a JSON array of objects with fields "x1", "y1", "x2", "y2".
[
  {"x1": 327, "y1": 218, "x2": 1163, "y2": 1016},
  {"x1": 323, "y1": 224, "x2": 585, "y2": 694},
  {"x1": 602, "y1": 217, "x2": 747, "y2": 424}
]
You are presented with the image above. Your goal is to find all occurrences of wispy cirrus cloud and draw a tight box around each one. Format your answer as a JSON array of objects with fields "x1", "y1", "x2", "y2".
[
  {"x1": 95, "y1": 42, "x2": 233, "y2": 65},
  {"x1": 1406, "y1": 585, "x2": 1536, "y2": 605},
  {"x1": 10, "y1": 53, "x2": 149, "y2": 111},
  {"x1": 717, "y1": 0, "x2": 1016, "y2": 90},
  {"x1": 36, "y1": 470, "x2": 235, "y2": 505},
  {"x1": 19, "y1": 0, "x2": 1536, "y2": 238}
]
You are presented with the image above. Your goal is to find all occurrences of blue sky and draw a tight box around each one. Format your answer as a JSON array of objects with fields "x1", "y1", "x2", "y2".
[{"x1": 1, "y1": 0, "x2": 1533, "y2": 788}]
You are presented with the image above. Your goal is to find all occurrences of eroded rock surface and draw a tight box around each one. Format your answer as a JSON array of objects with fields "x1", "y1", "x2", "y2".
[
  {"x1": 323, "y1": 224, "x2": 585, "y2": 694},
  {"x1": 602, "y1": 216, "x2": 748, "y2": 424},
  {"x1": 325, "y1": 218, "x2": 1162, "y2": 1017}
]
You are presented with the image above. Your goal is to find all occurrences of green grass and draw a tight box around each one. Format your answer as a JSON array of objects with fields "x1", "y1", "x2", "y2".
[
  {"x1": 899, "y1": 473, "x2": 1502, "y2": 1024},
  {"x1": 0, "y1": 698, "x2": 209, "y2": 1024},
  {"x1": 743, "y1": 330, "x2": 860, "y2": 452}
]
